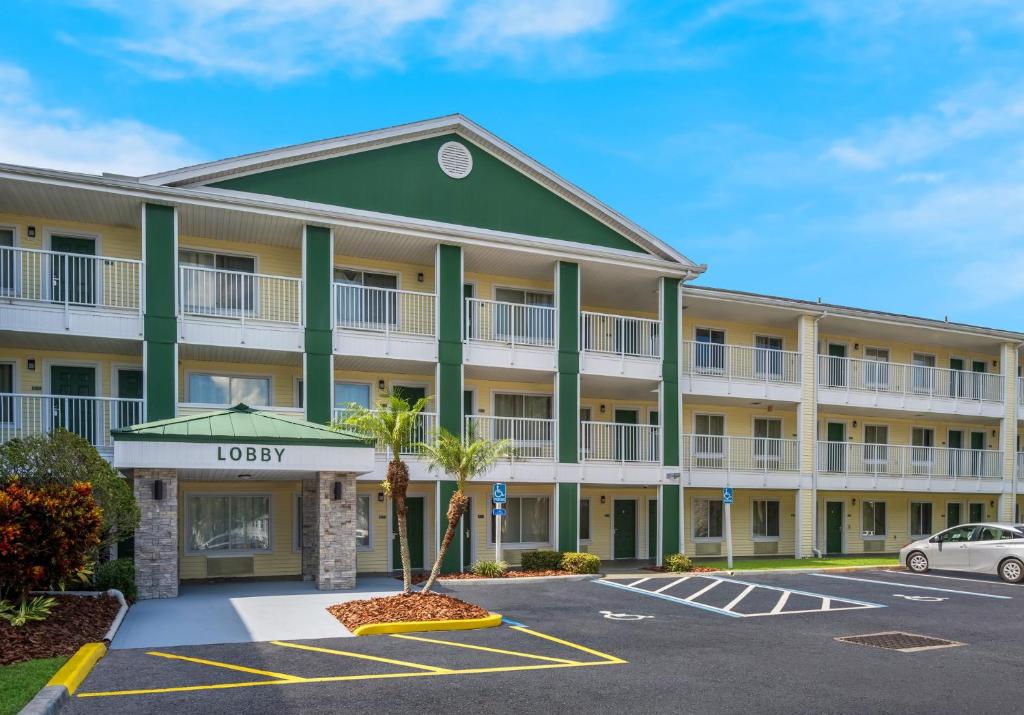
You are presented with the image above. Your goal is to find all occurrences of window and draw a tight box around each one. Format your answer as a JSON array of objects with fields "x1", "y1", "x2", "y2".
[
  {"x1": 753, "y1": 417, "x2": 783, "y2": 467},
  {"x1": 976, "y1": 526, "x2": 1017, "y2": 541},
  {"x1": 937, "y1": 525, "x2": 974, "y2": 543},
  {"x1": 189, "y1": 374, "x2": 270, "y2": 406},
  {"x1": 911, "y1": 428, "x2": 935, "y2": 473},
  {"x1": 694, "y1": 498, "x2": 723, "y2": 539},
  {"x1": 693, "y1": 414, "x2": 724, "y2": 467},
  {"x1": 334, "y1": 268, "x2": 398, "y2": 328},
  {"x1": 694, "y1": 328, "x2": 726, "y2": 372},
  {"x1": 862, "y1": 500, "x2": 886, "y2": 537},
  {"x1": 335, "y1": 382, "x2": 371, "y2": 409},
  {"x1": 356, "y1": 495, "x2": 371, "y2": 549},
  {"x1": 178, "y1": 249, "x2": 256, "y2": 315},
  {"x1": 909, "y1": 502, "x2": 932, "y2": 536},
  {"x1": 579, "y1": 498, "x2": 591, "y2": 542},
  {"x1": 754, "y1": 335, "x2": 784, "y2": 378},
  {"x1": 752, "y1": 499, "x2": 780, "y2": 539},
  {"x1": 911, "y1": 353, "x2": 936, "y2": 393},
  {"x1": 295, "y1": 378, "x2": 304, "y2": 409},
  {"x1": 0, "y1": 362, "x2": 13, "y2": 424},
  {"x1": 187, "y1": 494, "x2": 271, "y2": 552},
  {"x1": 0, "y1": 228, "x2": 14, "y2": 295},
  {"x1": 863, "y1": 425, "x2": 889, "y2": 470},
  {"x1": 494, "y1": 394, "x2": 552, "y2": 418},
  {"x1": 863, "y1": 347, "x2": 890, "y2": 387},
  {"x1": 490, "y1": 496, "x2": 550, "y2": 545},
  {"x1": 493, "y1": 288, "x2": 554, "y2": 343}
]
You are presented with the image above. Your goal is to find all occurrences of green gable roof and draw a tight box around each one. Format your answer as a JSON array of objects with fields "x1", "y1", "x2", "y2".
[
  {"x1": 112, "y1": 404, "x2": 370, "y2": 447},
  {"x1": 210, "y1": 133, "x2": 647, "y2": 254}
]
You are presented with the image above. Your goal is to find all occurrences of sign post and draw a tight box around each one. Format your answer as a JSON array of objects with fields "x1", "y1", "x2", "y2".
[
  {"x1": 723, "y1": 487, "x2": 734, "y2": 569},
  {"x1": 492, "y1": 483, "x2": 507, "y2": 564}
]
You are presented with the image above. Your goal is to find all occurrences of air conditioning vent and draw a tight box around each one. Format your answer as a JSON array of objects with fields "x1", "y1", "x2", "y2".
[
  {"x1": 695, "y1": 542, "x2": 722, "y2": 556},
  {"x1": 437, "y1": 141, "x2": 473, "y2": 179},
  {"x1": 863, "y1": 540, "x2": 885, "y2": 553},
  {"x1": 754, "y1": 541, "x2": 779, "y2": 555},
  {"x1": 206, "y1": 556, "x2": 254, "y2": 577}
]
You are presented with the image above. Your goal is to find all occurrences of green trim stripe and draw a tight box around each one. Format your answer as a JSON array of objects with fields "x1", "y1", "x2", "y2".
[
  {"x1": 557, "y1": 262, "x2": 579, "y2": 464},
  {"x1": 437, "y1": 244, "x2": 463, "y2": 435},
  {"x1": 142, "y1": 203, "x2": 176, "y2": 421},
  {"x1": 439, "y1": 481, "x2": 460, "y2": 573},
  {"x1": 661, "y1": 277, "x2": 680, "y2": 467},
  {"x1": 661, "y1": 484, "x2": 680, "y2": 557},
  {"x1": 304, "y1": 225, "x2": 333, "y2": 424},
  {"x1": 557, "y1": 482, "x2": 578, "y2": 551}
]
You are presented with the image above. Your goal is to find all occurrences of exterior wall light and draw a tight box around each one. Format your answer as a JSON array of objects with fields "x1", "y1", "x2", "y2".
[
  {"x1": 377, "y1": 491, "x2": 385, "y2": 502},
  {"x1": 153, "y1": 479, "x2": 164, "y2": 500},
  {"x1": 332, "y1": 480, "x2": 343, "y2": 500},
  {"x1": 378, "y1": 380, "x2": 386, "y2": 391}
]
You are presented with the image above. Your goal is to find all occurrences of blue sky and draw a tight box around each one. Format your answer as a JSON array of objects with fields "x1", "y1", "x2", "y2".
[{"x1": 3, "y1": 1, "x2": 1024, "y2": 328}]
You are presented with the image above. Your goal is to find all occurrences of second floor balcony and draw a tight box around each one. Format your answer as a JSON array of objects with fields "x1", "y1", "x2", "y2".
[
  {"x1": 333, "y1": 283, "x2": 436, "y2": 362},
  {"x1": 580, "y1": 311, "x2": 661, "y2": 379},
  {"x1": 0, "y1": 392, "x2": 144, "y2": 459},
  {"x1": 463, "y1": 298, "x2": 557, "y2": 371},
  {"x1": 681, "y1": 341, "x2": 802, "y2": 402}
]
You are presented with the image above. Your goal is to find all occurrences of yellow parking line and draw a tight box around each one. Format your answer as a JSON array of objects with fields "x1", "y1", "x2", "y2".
[
  {"x1": 146, "y1": 651, "x2": 302, "y2": 681},
  {"x1": 270, "y1": 640, "x2": 453, "y2": 673},
  {"x1": 510, "y1": 626, "x2": 627, "y2": 664},
  {"x1": 388, "y1": 633, "x2": 581, "y2": 664}
]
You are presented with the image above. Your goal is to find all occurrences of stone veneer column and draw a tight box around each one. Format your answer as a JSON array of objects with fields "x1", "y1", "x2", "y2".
[
  {"x1": 301, "y1": 478, "x2": 319, "y2": 580},
  {"x1": 315, "y1": 471, "x2": 358, "y2": 590},
  {"x1": 133, "y1": 468, "x2": 178, "y2": 599}
]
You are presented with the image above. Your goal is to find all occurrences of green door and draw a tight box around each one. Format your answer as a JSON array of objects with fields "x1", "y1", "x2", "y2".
[
  {"x1": 949, "y1": 357, "x2": 965, "y2": 397},
  {"x1": 647, "y1": 499, "x2": 657, "y2": 560},
  {"x1": 614, "y1": 409, "x2": 639, "y2": 461},
  {"x1": 116, "y1": 369, "x2": 143, "y2": 429},
  {"x1": 613, "y1": 499, "x2": 637, "y2": 559},
  {"x1": 460, "y1": 497, "x2": 473, "y2": 571},
  {"x1": 51, "y1": 365, "x2": 96, "y2": 444},
  {"x1": 825, "y1": 502, "x2": 843, "y2": 553},
  {"x1": 463, "y1": 390, "x2": 474, "y2": 429},
  {"x1": 970, "y1": 432, "x2": 985, "y2": 476},
  {"x1": 392, "y1": 496, "x2": 425, "y2": 570},
  {"x1": 392, "y1": 385, "x2": 426, "y2": 404},
  {"x1": 947, "y1": 502, "x2": 962, "y2": 528},
  {"x1": 969, "y1": 503, "x2": 985, "y2": 523},
  {"x1": 50, "y1": 235, "x2": 96, "y2": 305},
  {"x1": 826, "y1": 422, "x2": 846, "y2": 472}
]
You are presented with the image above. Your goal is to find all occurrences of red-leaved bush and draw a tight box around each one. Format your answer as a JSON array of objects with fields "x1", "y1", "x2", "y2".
[{"x1": 0, "y1": 478, "x2": 102, "y2": 601}]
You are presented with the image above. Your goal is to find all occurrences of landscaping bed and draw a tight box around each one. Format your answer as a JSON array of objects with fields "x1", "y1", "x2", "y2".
[
  {"x1": 327, "y1": 593, "x2": 490, "y2": 632},
  {"x1": 642, "y1": 564, "x2": 717, "y2": 574},
  {"x1": 409, "y1": 569, "x2": 573, "y2": 583},
  {"x1": 0, "y1": 594, "x2": 120, "y2": 666}
]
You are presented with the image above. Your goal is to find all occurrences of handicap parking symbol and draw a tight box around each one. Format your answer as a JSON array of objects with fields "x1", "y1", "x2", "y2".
[{"x1": 600, "y1": 610, "x2": 654, "y2": 621}]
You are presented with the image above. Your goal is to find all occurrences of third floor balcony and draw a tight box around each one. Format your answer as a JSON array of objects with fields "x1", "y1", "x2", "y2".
[
  {"x1": 681, "y1": 341, "x2": 802, "y2": 402},
  {"x1": 333, "y1": 283, "x2": 437, "y2": 362}
]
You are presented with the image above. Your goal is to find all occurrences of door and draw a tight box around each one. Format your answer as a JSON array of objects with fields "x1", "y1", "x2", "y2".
[
  {"x1": 648, "y1": 499, "x2": 658, "y2": 560},
  {"x1": 970, "y1": 431, "x2": 986, "y2": 476},
  {"x1": 392, "y1": 497, "x2": 425, "y2": 570},
  {"x1": 753, "y1": 417, "x2": 783, "y2": 469},
  {"x1": 825, "y1": 502, "x2": 843, "y2": 554},
  {"x1": 931, "y1": 525, "x2": 975, "y2": 570},
  {"x1": 969, "y1": 502, "x2": 986, "y2": 523},
  {"x1": 460, "y1": 497, "x2": 473, "y2": 571},
  {"x1": 613, "y1": 409, "x2": 638, "y2": 461},
  {"x1": 393, "y1": 385, "x2": 426, "y2": 404},
  {"x1": 825, "y1": 422, "x2": 846, "y2": 472},
  {"x1": 613, "y1": 500, "x2": 637, "y2": 559},
  {"x1": 947, "y1": 502, "x2": 963, "y2": 528},
  {"x1": 50, "y1": 235, "x2": 96, "y2": 305},
  {"x1": 50, "y1": 365, "x2": 96, "y2": 444},
  {"x1": 115, "y1": 369, "x2": 143, "y2": 429},
  {"x1": 911, "y1": 427, "x2": 934, "y2": 475},
  {"x1": 826, "y1": 343, "x2": 847, "y2": 387},
  {"x1": 949, "y1": 357, "x2": 965, "y2": 397},
  {"x1": 949, "y1": 430, "x2": 964, "y2": 476},
  {"x1": 971, "y1": 360, "x2": 987, "y2": 400}
]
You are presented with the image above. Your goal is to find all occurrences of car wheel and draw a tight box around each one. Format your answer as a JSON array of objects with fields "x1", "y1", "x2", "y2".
[
  {"x1": 999, "y1": 558, "x2": 1024, "y2": 584},
  {"x1": 906, "y1": 551, "x2": 929, "y2": 573}
]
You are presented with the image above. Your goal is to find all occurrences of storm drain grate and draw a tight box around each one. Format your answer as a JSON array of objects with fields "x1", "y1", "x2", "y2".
[{"x1": 836, "y1": 631, "x2": 963, "y2": 653}]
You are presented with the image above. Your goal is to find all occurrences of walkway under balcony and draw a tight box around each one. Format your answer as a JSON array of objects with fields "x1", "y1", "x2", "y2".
[
  {"x1": 0, "y1": 245, "x2": 143, "y2": 341},
  {"x1": 0, "y1": 393, "x2": 144, "y2": 459},
  {"x1": 681, "y1": 434, "x2": 802, "y2": 488},
  {"x1": 817, "y1": 356, "x2": 1004, "y2": 418},
  {"x1": 333, "y1": 283, "x2": 436, "y2": 363},
  {"x1": 816, "y1": 441, "x2": 1004, "y2": 492},
  {"x1": 579, "y1": 311, "x2": 661, "y2": 380},
  {"x1": 177, "y1": 265, "x2": 304, "y2": 352},
  {"x1": 463, "y1": 298, "x2": 557, "y2": 372},
  {"x1": 681, "y1": 342, "x2": 802, "y2": 402}
]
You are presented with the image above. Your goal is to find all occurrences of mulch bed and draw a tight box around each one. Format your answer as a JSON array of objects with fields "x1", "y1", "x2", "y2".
[
  {"x1": 407, "y1": 569, "x2": 572, "y2": 584},
  {"x1": 327, "y1": 593, "x2": 490, "y2": 632},
  {"x1": 641, "y1": 565, "x2": 717, "y2": 573},
  {"x1": 1, "y1": 594, "x2": 120, "y2": 666}
]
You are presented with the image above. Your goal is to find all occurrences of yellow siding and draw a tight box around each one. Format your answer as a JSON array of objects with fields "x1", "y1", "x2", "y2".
[
  {"x1": 180, "y1": 235, "x2": 302, "y2": 278},
  {"x1": 683, "y1": 403, "x2": 799, "y2": 438},
  {"x1": 684, "y1": 488, "x2": 798, "y2": 557},
  {"x1": 817, "y1": 412, "x2": 1000, "y2": 449},
  {"x1": 0, "y1": 212, "x2": 141, "y2": 260},
  {"x1": 0, "y1": 347, "x2": 141, "y2": 397},
  {"x1": 334, "y1": 370, "x2": 436, "y2": 409},
  {"x1": 818, "y1": 332, "x2": 997, "y2": 371},
  {"x1": 682, "y1": 316, "x2": 800, "y2": 351},
  {"x1": 580, "y1": 486, "x2": 659, "y2": 560},
  {"x1": 464, "y1": 378, "x2": 553, "y2": 415},
  {"x1": 179, "y1": 359, "x2": 301, "y2": 408},
  {"x1": 465, "y1": 271, "x2": 554, "y2": 301},
  {"x1": 580, "y1": 397, "x2": 658, "y2": 422},
  {"x1": 355, "y1": 481, "x2": 436, "y2": 574},
  {"x1": 178, "y1": 480, "x2": 302, "y2": 579},
  {"x1": 332, "y1": 254, "x2": 433, "y2": 294}
]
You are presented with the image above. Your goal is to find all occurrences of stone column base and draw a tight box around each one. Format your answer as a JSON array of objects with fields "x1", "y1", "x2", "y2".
[
  {"x1": 133, "y1": 469, "x2": 179, "y2": 599},
  {"x1": 315, "y1": 472, "x2": 358, "y2": 590}
]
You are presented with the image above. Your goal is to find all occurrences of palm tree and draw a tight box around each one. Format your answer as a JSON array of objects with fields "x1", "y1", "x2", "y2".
[
  {"x1": 418, "y1": 428, "x2": 511, "y2": 593},
  {"x1": 334, "y1": 392, "x2": 429, "y2": 595}
]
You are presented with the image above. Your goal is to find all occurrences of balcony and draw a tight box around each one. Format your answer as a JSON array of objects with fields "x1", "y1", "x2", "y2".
[
  {"x1": 178, "y1": 265, "x2": 303, "y2": 352},
  {"x1": 0, "y1": 393, "x2": 144, "y2": 459},
  {"x1": 681, "y1": 342, "x2": 802, "y2": 402},
  {"x1": 1018, "y1": 377, "x2": 1024, "y2": 420},
  {"x1": 463, "y1": 298, "x2": 557, "y2": 371},
  {"x1": 331, "y1": 408, "x2": 437, "y2": 456},
  {"x1": 817, "y1": 356, "x2": 1004, "y2": 418},
  {"x1": 333, "y1": 284, "x2": 436, "y2": 362},
  {"x1": 579, "y1": 311, "x2": 661, "y2": 380},
  {"x1": 681, "y1": 434, "x2": 802, "y2": 488},
  {"x1": 0, "y1": 245, "x2": 143, "y2": 340},
  {"x1": 816, "y1": 441, "x2": 1003, "y2": 490},
  {"x1": 578, "y1": 420, "x2": 662, "y2": 484}
]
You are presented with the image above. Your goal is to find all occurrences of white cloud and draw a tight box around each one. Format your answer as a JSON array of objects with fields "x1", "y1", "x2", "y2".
[
  {"x1": 0, "y1": 62, "x2": 199, "y2": 175},
  {"x1": 452, "y1": 0, "x2": 614, "y2": 50}
]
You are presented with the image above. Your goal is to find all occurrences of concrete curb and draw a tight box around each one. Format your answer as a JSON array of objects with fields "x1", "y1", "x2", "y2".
[
  {"x1": 102, "y1": 589, "x2": 129, "y2": 643},
  {"x1": 437, "y1": 574, "x2": 595, "y2": 585},
  {"x1": 601, "y1": 564, "x2": 902, "y2": 580},
  {"x1": 352, "y1": 612, "x2": 503, "y2": 636},
  {"x1": 18, "y1": 685, "x2": 68, "y2": 715}
]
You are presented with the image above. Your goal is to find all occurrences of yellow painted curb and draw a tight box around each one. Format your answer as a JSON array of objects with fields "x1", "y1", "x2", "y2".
[
  {"x1": 352, "y1": 612, "x2": 503, "y2": 637},
  {"x1": 48, "y1": 642, "x2": 107, "y2": 694}
]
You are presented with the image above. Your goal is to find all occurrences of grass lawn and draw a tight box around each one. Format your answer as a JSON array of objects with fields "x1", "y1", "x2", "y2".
[
  {"x1": 697, "y1": 556, "x2": 900, "y2": 571},
  {"x1": 0, "y1": 656, "x2": 68, "y2": 715}
]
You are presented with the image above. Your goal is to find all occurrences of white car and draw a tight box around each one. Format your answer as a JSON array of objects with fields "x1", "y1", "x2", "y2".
[{"x1": 899, "y1": 522, "x2": 1024, "y2": 583}]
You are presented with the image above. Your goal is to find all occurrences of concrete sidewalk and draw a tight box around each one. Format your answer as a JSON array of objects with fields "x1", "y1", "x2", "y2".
[{"x1": 112, "y1": 578, "x2": 401, "y2": 649}]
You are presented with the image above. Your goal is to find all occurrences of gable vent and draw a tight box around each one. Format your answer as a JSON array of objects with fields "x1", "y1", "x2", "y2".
[{"x1": 437, "y1": 141, "x2": 473, "y2": 179}]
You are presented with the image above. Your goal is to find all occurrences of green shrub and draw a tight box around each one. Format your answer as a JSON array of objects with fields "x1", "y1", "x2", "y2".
[
  {"x1": 520, "y1": 550, "x2": 563, "y2": 571},
  {"x1": 560, "y1": 552, "x2": 600, "y2": 574},
  {"x1": 94, "y1": 558, "x2": 136, "y2": 602},
  {"x1": 0, "y1": 596, "x2": 57, "y2": 627},
  {"x1": 471, "y1": 560, "x2": 508, "y2": 578},
  {"x1": 664, "y1": 553, "x2": 694, "y2": 573}
]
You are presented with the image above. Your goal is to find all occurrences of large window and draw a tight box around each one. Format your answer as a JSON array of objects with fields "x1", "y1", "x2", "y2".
[
  {"x1": 490, "y1": 496, "x2": 550, "y2": 545},
  {"x1": 494, "y1": 288, "x2": 553, "y2": 342},
  {"x1": 862, "y1": 500, "x2": 886, "y2": 538},
  {"x1": 863, "y1": 346, "x2": 890, "y2": 387},
  {"x1": 334, "y1": 268, "x2": 398, "y2": 328},
  {"x1": 909, "y1": 502, "x2": 932, "y2": 537},
  {"x1": 694, "y1": 498, "x2": 723, "y2": 539},
  {"x1": 494, "y1": 394, "x2": 552, "y2": 418},
  {"x1": 579, "y1": 498, "x2": 591, "y2": 542},
  {"x1": 694, "y1": 327, "x2": 726, "y2": 372},
  {"x1": 335, "y1": 382, "x2": 372, "y2": 409},
  {"x1": 751, "y1": 499, "x2": 780, "y2": 539},
  {"x1": 189, "y1": 374, "x2": 270, "y2": 406},
  {"x1": 693, "y1": 414, "x2": 725, "y2": 468},
  {"x1": 187, "y1": 494, "x2": 271, "y2": 552},
  {"x1": 754, "y1": 335, "x2": 784, "y2": 378},
  {"x1": 356, "y1": 495, "x2": 371, "y2": 549},
  {"x1": 178, "y1": 249, "x2": 256, "y2": 315}
]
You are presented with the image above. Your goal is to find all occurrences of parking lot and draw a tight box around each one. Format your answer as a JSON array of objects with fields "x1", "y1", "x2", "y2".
[{"x1": 69, "y1": 568, "x2": 1024, "y2": 714}]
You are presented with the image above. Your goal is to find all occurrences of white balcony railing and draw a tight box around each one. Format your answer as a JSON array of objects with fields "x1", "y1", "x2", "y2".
[
  {"x1": 682, "y1": 435, "x2": 800, "y2": 472},
  {"x1": 682, "y1": 342, "x2": 801, "y2": 384},
  {"x1": 0, "y1": 245, "x2": 142, "y2": 312},
  {"x1": 1018, "y1": 452, "x2": 1024, "y2": 479},
  {"x1": 816, "y1": 441, "x2": 1002, "y2": 479},
  {"x1": 466, "y1": 415, "x2": 555, "y2": 461},
  {"x1": 333, "y1": 283, "x2": 435, "y2": 337},
  {"x1": 818, "y1": 356, "x2": 1004, "y2": 403},
  {"x1": 179, "y1": 265, "x2": 302, "y2": 324},
  {"x1": 580, "y1": 312, "x2": 660, "y2": 359},
  {"x1": 464, "y1": 298, "x2": 556, "y2": 348},
  {"x1": 331, "y1": 408, "x2": 436, "y2": 455},
  {"x1": 0, "y1": 393, "x2": 144, "y2": 454},
  {"x1": 580, "y1": 421, "x2": 660, "y2": 463}
]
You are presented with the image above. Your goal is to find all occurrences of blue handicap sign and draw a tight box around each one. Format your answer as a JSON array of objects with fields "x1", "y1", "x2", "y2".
[
  {"x1": 492, "y1": 482, "x2": 507, "y2": 504},
  {"x1": 723, "y1": 487, "x2": 733, "y2": 505},
  {"x1": 492, "y1": 508, "x2": 507, "y2": 517}
]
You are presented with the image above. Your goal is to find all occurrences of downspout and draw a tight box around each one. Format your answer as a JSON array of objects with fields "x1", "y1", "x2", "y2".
[{"x1": 811, "y1": 311, "x2": 829, "y2": 557}]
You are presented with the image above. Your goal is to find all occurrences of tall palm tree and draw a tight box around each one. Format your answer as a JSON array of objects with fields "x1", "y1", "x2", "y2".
[
  {"x1": 334, "y1": 392, "x2": 428, "y2": 595},
  {"x1": 418, "y1": 428, "x2": 511, "y2": 593}
]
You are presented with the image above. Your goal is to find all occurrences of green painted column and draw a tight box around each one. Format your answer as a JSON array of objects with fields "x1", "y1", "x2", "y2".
[
  {"x1": 436, "y1": 244, "x2": 463, "y2": 435},
  {"x1": 143, "y1": 203, "x2": 177, "y2": 421},
  {"x1": 557, "y1": 482, "x2": 579, "y2": 552},
  {"x1": 662, "y1": 484, "x2": 681, "y2": 558},
  {"x1": 439, "y1": 480, "x2": 460, "y2": 573},
  {"x1": 661, "y1": 277, "x2": 680, "y2": 467},
  {"x1": 557, "y1": 262, "x2": 580, "y2": 463},
  {"x1": 304, "y1": 226, "x2": 333, "y2": 424}
]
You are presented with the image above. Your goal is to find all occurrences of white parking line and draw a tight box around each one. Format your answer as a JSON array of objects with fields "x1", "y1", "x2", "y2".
[
  {"x1": 626, "y1": 577, "x2": 651, "y2": 588},
  {"x1": 769, "y1": 591, "x2": 790, "y2": 614},
  {"x1": 811, "y1": 573, "x2": 1013, "y2": 599},
  {"x1": 722, "y1": 584, "x2": 756, "y2": 612},
  {"x1": 654, "y1": 577, "x2": 690, "y2": 594},
  {"x1": 885, "y1": 570, "x2": 1020, "y2": 587},
  {"x1": 684, "y1": 580, "x2": 722, "y2": 602}
]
